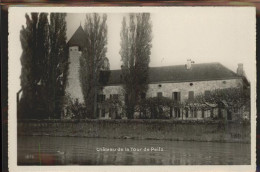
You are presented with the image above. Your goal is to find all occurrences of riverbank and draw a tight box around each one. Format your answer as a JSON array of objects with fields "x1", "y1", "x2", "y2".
[{"x1": 17, "y1": 119, "x2": 250, "y2": 143}]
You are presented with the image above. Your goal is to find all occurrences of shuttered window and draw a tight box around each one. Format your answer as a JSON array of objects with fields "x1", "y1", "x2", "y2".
[
  {"x1": 188, "y1": 91, "x2": 194, "y2": 101},
  {"x1": 172, "y1": 92, "x2": 181, "y2": 102},
  {"x1": 157, "y1": 92, "x2": 163, "y2": 98}
]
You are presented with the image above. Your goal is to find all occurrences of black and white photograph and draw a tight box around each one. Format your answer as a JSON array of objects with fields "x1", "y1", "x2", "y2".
[{"x1": 8, "y1": 7, "x2": 256, "y2": 172}]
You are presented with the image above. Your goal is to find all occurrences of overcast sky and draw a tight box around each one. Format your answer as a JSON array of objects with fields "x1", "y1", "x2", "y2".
[{"x1": 66, "y1": 8, "x2": 255, "y2": 82}]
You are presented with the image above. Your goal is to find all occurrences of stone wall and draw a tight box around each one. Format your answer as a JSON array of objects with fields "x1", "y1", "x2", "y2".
[
  {"x1": 147, "y1": 78, "x2": 242, "y2": 100},
  {"x1": 102, "y1": 78, "x2": 243, "y2": 101},
  {"x1": 18, "y1": 120, "x2": 250, "y2": 143}
]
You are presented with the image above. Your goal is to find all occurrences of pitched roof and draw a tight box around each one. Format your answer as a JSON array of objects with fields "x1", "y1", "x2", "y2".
[
  {"x1": 104, "y1": 62, "x2": 241, "y2": 86},
  {"x1": 67, "y1": 25, "x2": 86, "y2": 49}
]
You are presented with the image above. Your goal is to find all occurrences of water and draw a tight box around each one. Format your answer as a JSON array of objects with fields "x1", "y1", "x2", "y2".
[{"x1": 18, "y1": 136, "x2": 250, "y2": 165}]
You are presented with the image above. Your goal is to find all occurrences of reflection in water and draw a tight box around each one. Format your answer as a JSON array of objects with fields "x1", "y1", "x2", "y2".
[{"x1": 18, "y1": 136, "x2": 250, "y2": 165}]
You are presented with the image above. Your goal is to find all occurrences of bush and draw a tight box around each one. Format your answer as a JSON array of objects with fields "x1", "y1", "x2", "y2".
[
  {"x1": 138, "y1": 96, "x2": 174, "y2": 119},
  {"x1": 64, "y1": 94, "x2": 87, "y2": 119}
]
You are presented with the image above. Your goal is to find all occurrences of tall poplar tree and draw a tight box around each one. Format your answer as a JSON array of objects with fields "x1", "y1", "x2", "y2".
[
  {"x1": 48, "y1": 13, "x2": 69, "y2": 119},
  {"x1": 19, "y1": 13, "x2": 68, "y2": 119},
  {"x1": 79, "y1": 13, "x2": 108, "y2": 119},
  {"x1": 19, "y1": 13, "x2": 49, "y2": 119},
  {"x1": 120, "y1": 13, "x2": 152, "y2": 119}
]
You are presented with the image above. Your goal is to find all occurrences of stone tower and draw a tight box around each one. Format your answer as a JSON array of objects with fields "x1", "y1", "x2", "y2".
[{"x1": 66, "y1": 25, "x2": 86, "y2": 102}]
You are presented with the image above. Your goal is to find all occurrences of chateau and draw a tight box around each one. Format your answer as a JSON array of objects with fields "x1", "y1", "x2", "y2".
[{"x1": 66, "y1": 26, "x2": 250, "y2": 120}]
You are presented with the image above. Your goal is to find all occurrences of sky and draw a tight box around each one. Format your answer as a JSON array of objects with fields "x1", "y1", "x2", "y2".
[{"x1": 65, "y1": 8, "x2": 255, "y2": 82}]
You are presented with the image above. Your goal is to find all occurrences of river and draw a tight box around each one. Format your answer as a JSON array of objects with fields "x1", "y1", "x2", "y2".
[{"x1": 18, "y1": 136, "x2": 250, "y2": 165}]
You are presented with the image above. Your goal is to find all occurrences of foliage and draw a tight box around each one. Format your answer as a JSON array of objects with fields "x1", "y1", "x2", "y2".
[
  {"x1": 120, "y1": 13, "x2": 152, "y2": 119},
  {"x1": 64, "y1": 94, "x2": 86, "y2": 119},
  {"x1": 100, "y1": 96, "x2": 124, "y2": 119},
  {"x1": 79, "y1": 13, "x2": 109, "y2": 119},
  {"x1": 99, "y1": 70, "x2": 111, "y2": 86},
  {"x1": 19, "y1": 13, "x2": 68, "y2": 119},
  {"x1": 48, "y1": 13, "x2": 69, "y2": 119},
  {"x1": 138, "y1": 96, "x2": 174, "y2": 119},
  {"x1": 184, "y1": 87, "x2": 251, "y2": 120},
  {"x1": 19, "y1": 13, "x2": 50, "y2": 119},
  {"x1": 192, "y1": 87, "x2": 250, "y2": 111}
]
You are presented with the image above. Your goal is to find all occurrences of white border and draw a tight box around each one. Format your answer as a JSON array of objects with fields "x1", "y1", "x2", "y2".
[{"x1": 8, "y1": 6, "x2": 256, "y2": 172}]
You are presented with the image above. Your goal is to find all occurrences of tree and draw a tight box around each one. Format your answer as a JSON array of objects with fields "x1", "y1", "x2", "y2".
[
  {"x1": 19, "y1": 13, "x2": 69, "y2": 119},
  {"x1": 79, "y1": 13, "x2": 108, "y2": 119},
  {"x1": 19, "y1": 13, "x2": 50, "y2": 119},
  {"x1": 120, "y1": 13, "x2": 152, "y2": 119},
  {"x1": 48, "y1": 13, "x2": 69, "y2": 119},
  {"x1": 193, "y1": 87, "x2": 250, "y2": 110},
  {"x1": 100, "y1": 96, "x2": 123, "y2": 119},
  {"x1": 190, "y1": 87, "x2": 250, "y2": 120}
]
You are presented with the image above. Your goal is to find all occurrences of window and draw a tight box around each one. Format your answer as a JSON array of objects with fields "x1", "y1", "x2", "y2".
[
  {"x1": 159, "y1": 107, "x2": 163, "y2": 115},
  {"x1": 97, "y1": 94, "x2": 105, "y2": 103},
  {"x1": 141, "y1": 93, "x2": 146, "y2": 99},
  {"x1": 185, "y1": 109, "x2": 189, "y2": 118},
  {"x1": 97, "y1": 95, "x2": 101, "y2": 103},
  {"x1": 188, "y1": 91, "x2": 194, "y2": 101},
  {"x1": 109, "y1": 108, "x2": 112, "y2": 117},
  {"x1": 101, "y1": 108, "x2": 105, "y2": 117},
  {"x1": 157, "y1": 92, "x2": 163, "y2": 98},
  {"x1": 204, "y1": 90, "x2": 210, "y2": 97},
  {"x1": 174, "y1": 108, "x2": 181, "y2": 118},
  {"x1": 190, "y1": 108, "x2": 193, "y2": 118},
  {"x1": 97, "y1": 108, "x2": 100, "y2": 117},
  {"x1": 110, "y1": 94, "x2": 119, "y2": 100},
  {"x1": 172, "y1": 92, "x2": 181, "y2": 102},
  {"x1": 194, "y1": 109, "x2": 197, "y2": 118},
  {"x1": 170, "y1": 107, "x2": 173, "y2": 118}
]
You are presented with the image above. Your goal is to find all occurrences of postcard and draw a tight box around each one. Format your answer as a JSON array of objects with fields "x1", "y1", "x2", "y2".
[{"x1": 8, "y1": 6, "x2": 256, "y2": 172}]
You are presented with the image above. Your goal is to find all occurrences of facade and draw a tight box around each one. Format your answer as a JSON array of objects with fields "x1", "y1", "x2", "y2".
[
  {"x1": 66, "y1": 26, "x2": 250, "y2": 120},
  {"x1": 99, "y1": 62, "x2": 248, "y2": 120}
]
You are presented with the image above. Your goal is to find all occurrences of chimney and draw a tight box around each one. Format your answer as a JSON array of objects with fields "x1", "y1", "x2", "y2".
[
  {"x1": 237, "y1": 63, "x2": 244, "y2": 76},
  {"x1": 186, "y1": 59, "x2": 194, "y2": 70}
]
